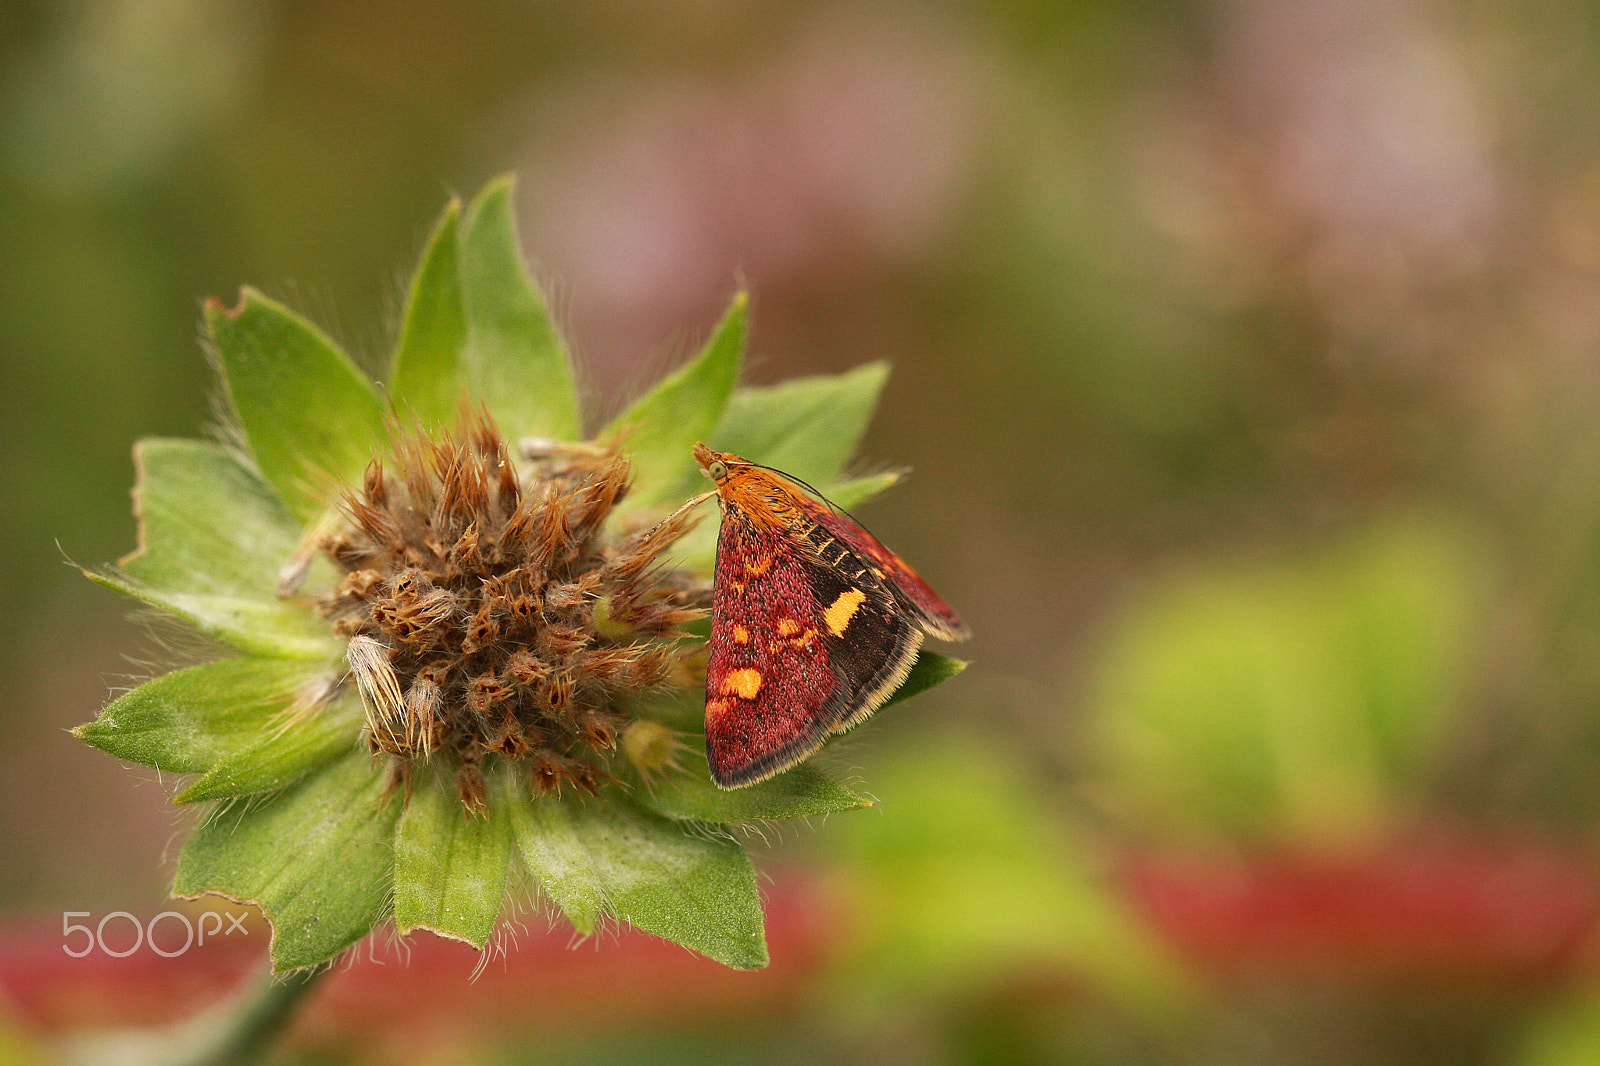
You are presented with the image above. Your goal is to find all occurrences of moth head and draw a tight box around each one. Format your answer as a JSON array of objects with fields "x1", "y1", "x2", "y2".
[
  {"x1": 692, "y1": 443, "x2": 801, "y2": 528},
  {"x1": 693, "y1": 442, "x2": 740, "y2": 486}
]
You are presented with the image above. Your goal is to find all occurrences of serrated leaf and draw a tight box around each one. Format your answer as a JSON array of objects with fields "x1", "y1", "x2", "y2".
[
  {"x1": 507, "y1": 786, "x2": 767, "y2": 968},
  {"x1": 176, "y1": 690, "x2": 364, "y2": 803},
  {"x1": 636, "y1": 751, "x2": 873, "y2": 823},
  {"x1": 74, "y1": 658, "x2": 321, "y2": 773},
  {"x1": 100, "y1": 439, "x2": 337, "y2": 655},
  {"x1": 121, "y1": 438, "x2": 301, "y2": 598},
  {"x1": 882, "y1": 651, "x2": 969, "y2": 710},
  {"x1": 603, "y1": 292, "x2": 746, "y2": 512},
  {"x1": 712, "y1": 361, "x2": 890, "y2": 486},
  {"x1": 174, "y1": 750, "x2": 400, "y2": 972},
  {"x1": 206, "y1": 289, "x2": 386, "y2": 523},
  {"x1": 596, "y1": 800, "x2": 766, "y2": 969},
  {"x1": 390, "y1": 197, "x2": 467, "y2": 427},
  {"x1": 393, "y1": 764, "x2": 513, "y2": 947},
  {"x1": 457, "y1": 176, "x2": 580, "y2": 440}
]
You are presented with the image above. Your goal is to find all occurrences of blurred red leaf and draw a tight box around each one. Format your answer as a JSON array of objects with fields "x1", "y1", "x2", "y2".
[{"x1": 1120, "y1": 827, "x2": 1600, "y2": 988}]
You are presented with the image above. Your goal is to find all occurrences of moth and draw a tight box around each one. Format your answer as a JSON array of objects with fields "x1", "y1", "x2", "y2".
[{"x1": 690, "y1": 442, "x2": 969, "y2": 788}]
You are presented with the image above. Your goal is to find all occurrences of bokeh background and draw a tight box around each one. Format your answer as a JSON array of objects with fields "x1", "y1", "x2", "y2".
[{"x1": 9, "y1": 0, "x2": 1600, "y2": 1062}]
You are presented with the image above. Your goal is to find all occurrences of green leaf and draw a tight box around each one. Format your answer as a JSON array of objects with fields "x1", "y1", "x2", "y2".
[
  {"x1": 458, "y1": 176, "x2": 580, "y2": 440},
  {"x1": 603, "y1": 292, "x2": 746, "y2": 512},
  {"x1": 393, "y1": 764, "x2": 513, "y2": 947},
  {"x1": 506, "y1": 786, "x2": 767, "y2": 968},
  {"x1": 712, "y1": 361, "x2": 889, "y2": 486},
  {"x1": 827, "y1": 731, "x2": 1182, "y2": 1013},
  {"x1": 206, "y1": 289, "x2": 387, "y2": 523},
  {"x1": 97, "y1": 439, "x2": 338, "y2": 657},
  {"x1": 1088, "y1": 511, "x2": 1490, "y2": 841},
  {"x1": 174, "y1": 750, "x2": 401, "y2": 972},
  {"x1": 390, "y1": 197, "x2": 467, "y2": 427},
  {"x1": 175, "y1": 690, "x2": 364, "y2": 803},
  {"x1": 121, "y1": 439, "x2": 300, "y2": 598},
  {"x1": 90, "y1": 570, "x2": 337, "y2": 660},
  {"x1": 819, "y1": 471, "x2": 901, "y2": 513},
  {"x1": 503, "y1": 774, "x2": 604, "y2": 935},
  {"x1": 74, "y1": 657, "x2": 321, "y2": 773},
  {"x1": 882, "y1": 651, "x2": 969, "y2": 711},
  {"x1": 635, "y1": 751, "x2": 874, "y2": 823}
]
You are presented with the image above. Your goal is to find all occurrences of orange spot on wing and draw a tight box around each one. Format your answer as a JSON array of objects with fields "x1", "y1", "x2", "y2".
[{"x1": 721, "y1": 668, "x2": 763, "y2": 700}]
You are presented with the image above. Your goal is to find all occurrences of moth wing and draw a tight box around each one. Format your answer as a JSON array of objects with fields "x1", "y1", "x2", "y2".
[
  {"x1": 704, "y1": 521, "x2": 922, "y2": 788},
  {"x1": 799, "y1": 546, "x2": 925, "y2": 732},
  {"x1": 793, "y1": 493, "x2": 970, "y2": 642}
]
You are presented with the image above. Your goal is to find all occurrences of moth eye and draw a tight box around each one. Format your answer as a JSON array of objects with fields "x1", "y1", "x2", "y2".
[{"x1": 708, "y1": 460, "x2": 728, "y2": 481}]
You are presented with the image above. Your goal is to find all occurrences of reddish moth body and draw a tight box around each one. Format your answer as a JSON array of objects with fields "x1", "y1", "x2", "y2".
[{"x1": 689, "y1": 442, "x2": 969, "y2": 788}]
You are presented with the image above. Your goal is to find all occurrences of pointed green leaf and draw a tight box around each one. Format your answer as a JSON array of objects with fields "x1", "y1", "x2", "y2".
[
  {"x1": 457, "y1": 176, "x2": 580, "y2": 439},
  {"x1": 174, "y1": 750, "x2": 401, "y2": 972},
  {"x1": 820, "y1": 471, "x2": 901, "y2": 512},
  {"x1": 74, "y1": 657, "x2": 321, "y2": 773},
  {"x1": 507, "y1": 787, "x2": 767, "y2": 968},
  {"x1": 503, "y1": 773, "x2": 604, "y2": 935},
  {"x1": 390, "y1": 198, "x2": 466, "y2": 426},
  {"x1": 635, "y1": 752, "x2": 873, "y2": 823},
  {"x1": 393, "y1": 764, "x2": 513, "y2": 947},
  {"x1": 882, "y1": 652, "x2": 969, "y2": 711},
  {"x1": 596, "y1": 799, "x2": 766, "y2": 969},
  {"x1": 176, "y1": 690, "x2": 364, "y2": 803},
  {"x1": 207, "y1": 288, "x2": 386, "y2": 522},
  {"x1": 603, "y1": 292, "x2": 746, "y2": 510},
  {"x1": 712, "y1": 361, "x2": 890, "y2": 485},
  {"x1": 90, "y1": 569, "x2": 337, "y2": 659}
]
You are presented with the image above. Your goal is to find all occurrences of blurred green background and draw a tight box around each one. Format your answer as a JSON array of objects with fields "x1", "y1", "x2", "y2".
[{"x1": 9, "y1": 0, "x2": 1600, "y2": 1062}]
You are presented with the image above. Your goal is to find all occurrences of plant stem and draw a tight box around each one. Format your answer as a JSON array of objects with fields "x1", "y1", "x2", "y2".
[{"x1": 173, "y1": 962, "x2": 329, "y2": 1066}]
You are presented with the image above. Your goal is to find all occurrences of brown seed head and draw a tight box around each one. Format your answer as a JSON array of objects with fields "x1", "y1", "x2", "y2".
[{"x1": 319, "y1": 414, "x2": 704, "y2": 808}]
